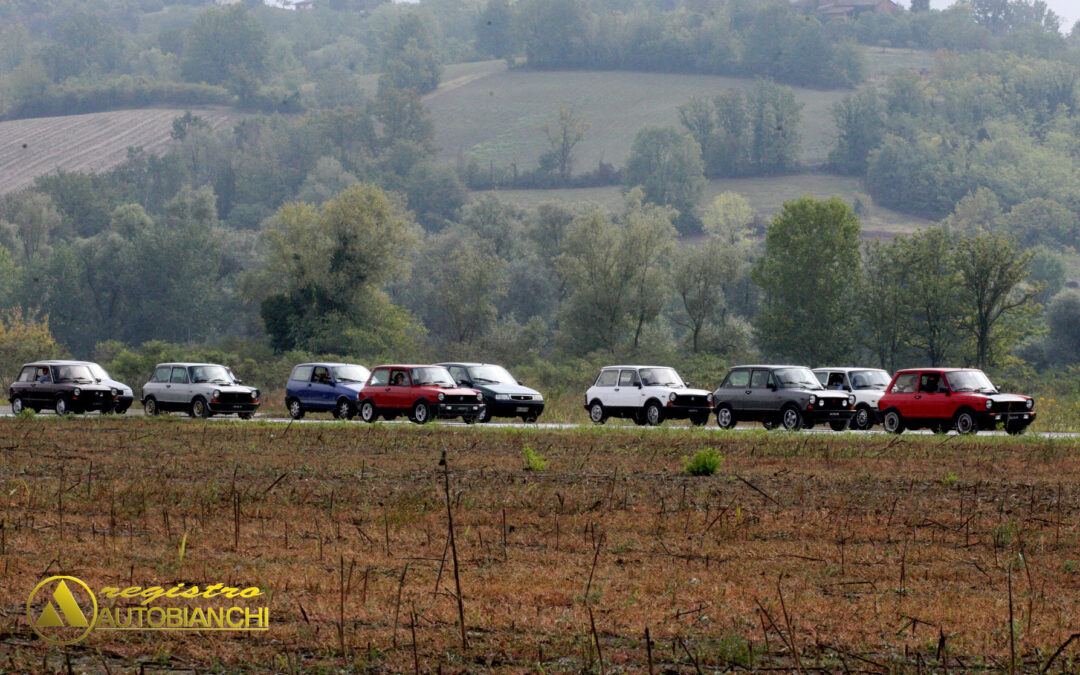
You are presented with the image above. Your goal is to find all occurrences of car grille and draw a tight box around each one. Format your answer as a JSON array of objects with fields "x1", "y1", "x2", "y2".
[
  {"x1": 443, "y1": 394, "x2": 476, "y2": 404},
  {"x1": 815, "y1": 397, "x2": 848, "y2": 410},
  {"x1": 996, "y1": 401, "x2": 1029, "y2": 415},
  {"x1": 674, "y1": 394, "x2": 709, "y2": 406},
  {"x1": 218, "y1": 392, "x2": 254, "y2": 403},
  {"x1": 510, "y1": 394, "x2": 534, "y2": 401}
]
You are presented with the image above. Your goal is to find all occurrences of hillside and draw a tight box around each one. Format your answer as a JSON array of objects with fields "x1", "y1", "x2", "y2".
[{"x1": 0, "y1": 107, "x2": 246, "y2": 194}]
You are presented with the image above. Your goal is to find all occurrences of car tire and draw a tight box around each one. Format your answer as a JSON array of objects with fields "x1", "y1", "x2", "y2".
[
  {"x1": 238, "y1": 412, "x2": 253, "y2": 420},
  {"x1": 851, "y1": 405, "x2": 873, "y2": 431},
  {"x1": 829, "y1": 420, "x2": 848, "y2": 432},
  {"x1": 463, "y1": 415, "x2": 476, "y2": 425},
  {"x1": 54, "y1": 396, "x2": 68, "y2": 416},
  {"x1": 588, "y1": 401, "x2": 606, "y2": 425},
  {"x1": 411, "y1": 400, "x2": 430, "y2": 425},
  {"x1": 762, "y1": 418, "x2": 777, "y2": 430},
  {"x1": 1005, "y1": 421, "x2": 1027, "y2": 435},
  {"x1": 521, "y1": 414, "x2": 538, "y2": 424},
  {"x1": 144, "y1": 398, "x2": 158, "y2": 416},
  {"x1": 334, "y1": 398, "x2": 355, "y2": 421},
  {"x1": 715, "y1": 405, "x2": 736, "y2": 430},
  {"x1": 690, "y1": 413, "x2": 709, "y2": 427},
  {"x1": 882, "y1": 408, "x2": 905, "y2": 434},
  {"x1": 359, "y1": 400, "x2": 377, "y2": 423},
  {"x1": 644, "y1": 401, "x2": 663, "y2": 426},
  {"x1": 191, "y1": 397, "x2": 211, "y2": 418},
  {"x1": 930, "y1": 423, "x2": 948, "y2": 434},
  {"x1": 954, "y1": 409, "x2": 978, "y2": 435},
  {"x1": 11, "y1": 397, "x2": 24, "y2": 415},
  {"x1": 114, "y1": 406, "x2": 128, "y2": 415},
  {"x1": 477, "y1": 405, "x2": 492, "y2": 423},
  {"x1": 781, "y1": 406, "x2": 803, "y2": 431},
  {"x1": 287, "y1": 398, "x2": 305, "y2": 420}
]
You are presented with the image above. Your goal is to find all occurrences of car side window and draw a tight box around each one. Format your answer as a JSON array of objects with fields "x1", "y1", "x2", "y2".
[
  {"x1": 312, "y1": 366, "x2": 331, "y2": 384},
  {"x1": 36, "y1": 367, "x2": 52, "y2": 383},
  {"x1": 17, "y1": 367, "x2": 36, "y2": 383},
  {"x1": 291, "y1": 365, "x2": 313, "y2": 382},
  {"x1": 369, "y1": 369, "x2": 388, "y2": 386},
  {"x1": 150, "y1": 366, "x2": 171, "y2": 383},
  {"x1": 724, "y1": 370, "x2": 750, "y2": 388},
  {"x1": 449, "y1": 366, "x2": 468, "y2": 384},
  {"x1": 814, "y1": 371, "x2": 828, "y2": 386},
  {"x1": 891, "y1": 374, "x2": 918, "y2": 393},
  {"x1": 618, "y1": 370, "x2": 640, "y2": 387},
  {"x1": 595, "y1": 370, "x2": 618, "y2": 387},
  {"x1": 389, "y1": 370, "x2": 409, "y2": 386},
  {"x1": 827, "y1": 373, "x2": 846, "y2": 390},
  {"x1": 170, "y1": 367, "x2": 188, "y2": 384},
  {"x1": 750, "y1": 370, "x2": 771, "y2": 388},
  {"x1": 919, "y1": 373, "x2": 943, "y2": 394}
]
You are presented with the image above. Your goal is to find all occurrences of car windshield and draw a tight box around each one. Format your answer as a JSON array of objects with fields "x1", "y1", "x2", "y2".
[
  {"x1": 411, "y1": 367, "x2": 457, "y2": 387},
  {"x1": 774, "y1": 367, "x2": 823, "y2": 390},
  {"x1": 54, "y1": 365, "x2": 95, "y2": 383},
  {"x1": 945, "y1": 370, "x2": 997, "y2": 393},
  {"x1": 850, "y1": 369, "x2": 891, "y2": 390},
  {"x1": 639, "y1": 367, "x2": 684, "y2": 387},
  {"x1": 467, "y1": 365, "x2": 516, "y2": 385},
  {"x1": 189, "y1": 365, "x2": 234, "y2": 384},
  {"x1": 86, "y1": 363, "x2": 110, "y2": 381},
  {"x1": 332, "y1": 365, "x2": 370, "y2": 383}
]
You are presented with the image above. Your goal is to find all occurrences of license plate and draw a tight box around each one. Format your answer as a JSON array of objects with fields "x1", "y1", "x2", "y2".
[
  {"x1": 828, "y1": 412, "x2": 840, "y2": 417},
  {"x1": 233, "y1": 405, "x2": 243, "y2": 410},
  {"x1": 516, "y1": 406, "x2": 529, "y2": 413}
]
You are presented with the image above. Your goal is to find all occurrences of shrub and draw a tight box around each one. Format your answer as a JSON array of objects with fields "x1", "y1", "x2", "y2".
[
  {"x1": 522, "y1": 445, "x2": 548, "y2": 471},
  {"x1": 683, "y1": 449, "x2": 723, "y2": 476}
]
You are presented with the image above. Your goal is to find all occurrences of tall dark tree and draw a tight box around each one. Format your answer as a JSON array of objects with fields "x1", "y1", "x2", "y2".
[{"x1": 180, "y1": 5, "x2": 269, "y2": 98}]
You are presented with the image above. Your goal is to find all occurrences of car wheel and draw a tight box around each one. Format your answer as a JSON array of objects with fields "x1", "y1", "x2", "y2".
[
  {"x1": 781, "y1": 406, "x2": 803, "y2": 431},
  {"x1": 690, "y1": 413, "x2": 709, "y2": 427},
  {"x1": 287, "y1": 398, "x2": 305, "y2": 420},
  {"x1": 463, "y1": 415, "x2": 476, "y2": 425},
  {"x1": 55, "y1": 396, "x2": 68, "y2": 416},
  {"x1": 238, "y1": 412, "x2": 253, "y2": 420},
  {"x1": 114, "y1": 406, "x2": 128, "y2": 415},
  {"x1": 144, "y1": 398, "x2": 158, "y2": 416},
  {"x1": 954, "y1": 409, "x2": 978, "y2": 435},
  {"x1": 191, "y1": 397, "x2": 211, "y2": 418},
  {"x1": 477, "y1": 405, "x2": 492, "y2": 423},
  {"x1": 521, "y1": 414, "x2": 538, "y2": 424},
  {"x1": 762, "y1": 418, "x2": 777, "y2": 430},
  {"x1": 359, "y1": 400, "x2": 377, "y2": 423},
  {"x1": 335, "y1": 398, "x2": 355, "y2": 421},
  {"x1": 588, "y1": 401, "x2": 606, "y2": 425},
  {"x1": 1005, "y1": 422, "x2": 1027, "y2": 435},
  {"x1": 411, "y1": 400, "x2": 430, "y2": 425},
  {"x1": 930, "y1": 423, "x2": 948, "y2": 435},
  {"x1": 829, "y1": 420, "x2": 848, "y2": 432},
  {"x1": 882, "y1": 409, "x2": 905, "y2": 434},
  {"x1": 11, "y1": 397, "x2": 24, "y2": 415},
  {"x1": 715, "y1": 405, "x2": 736, "y2": 430},
  {"x1": 852, "y1": 405, "x2": 873, "y2": 431},
  {"x1": 644, "y1": 401, "x2": 663, "y2": 426}
]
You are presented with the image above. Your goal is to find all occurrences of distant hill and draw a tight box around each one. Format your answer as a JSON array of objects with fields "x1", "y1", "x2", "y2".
[{"x1": 0, "y1": 107, "x2": 246, "y2": 195}]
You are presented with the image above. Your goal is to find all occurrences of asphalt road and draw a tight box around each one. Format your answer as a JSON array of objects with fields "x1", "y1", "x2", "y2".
[{"x1": 1, "y1": 407, "x2": 1075, "y2": 438}]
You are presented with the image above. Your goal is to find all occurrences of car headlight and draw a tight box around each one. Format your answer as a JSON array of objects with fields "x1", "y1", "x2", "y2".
[
  {"x1": 536, "y1": 395, "x2": 544, "y2": 402},
  {"x1": 985, "y1": 399, "x2": 993, "y2": 409},
  {"x1": 438, "y1": 392, "x2": 445, "y2": 401},
  {"x1": 110, "y1": 388, "x2": 118, "y2": 396},
  {"x1": 1026, "y1": 398, "x2": 1033, "y2": 409},
  {"x1": 495, "y1": 394, "x2": 510, "y2": 400},
  {"x1": 252, "y1": 390, "x2": 259, "y2": 399},
  {"x1": 668, "y1": 392, "x2": 677, "y2": 402},
  {"x1": 213, "y1": 389, "x2": 221, "y2": 399},
  {"x1": 73, "y1": 387, "x2": 81, "y2": 397},
  {"x1": 707, "y1": 393, "x2": 714, "y2": 404},
  {"x1": 808, "y1": 394, "x2": 816, "y2": 405},
  {"x1": 476, "y1": 392, "x2": 483, "y2": 401},
  {"x1": 848, "y1": 395, "x2": 855, "y2": 405}
]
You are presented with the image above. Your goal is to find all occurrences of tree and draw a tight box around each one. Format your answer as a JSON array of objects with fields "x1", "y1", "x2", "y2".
[
  {"x1": 0, "y1": 310, "x2": 61, "y2": 389},
  {"x1": 380, "y1": 13, "x2": 442, "y2": 94},
  {"x1": 673, "y1": 238, "x2": 736, "y2": 353},
  {"x1": 623, "y1": 127, "x2": 704, "y2": 234},
  {"x1": 620, "y1": 190, "x2": 676, "y2": 351},
  {"x1": 515, "y1": 0, "x2": 589, "y2": 69},
  {"x1": 180, "y1": 5, "x2": 269, "y2": 97},
  {"x1": 954, "y1": 231, "x2": 1041, "y2": 368},
  {"x1": 860, "y1": 239, "x2": 908, "y2": 371},
  {"x1": 404, "y1": 163, "x2": 467, "y2": 231},
  {"x1": 476, "y1": 0, "x2": 515, "y2": 59},
  {"x1": 540, "y1": 102, "x2": 590, "y2": 184},
  {"x1": 892, "y1": 228, "x2": 965, "y2": 365},
  {"x1": 751, "y1": 196, "x2": 861, "y2": 364},
  {"x1": 746, "y1": 79, "x2": 803, "y2": 175},
  {"x1": 1045, "y1": 290, "x2": 1080, "y2": 365},
  {"x1": 701, "y1": 192, "x2": 754, "y2": 244},
  {"x1": 557, "y1": 210, "x2": 632, "y2": 352},
  {"x1": 829, "y1": 89, "x2": 884, "y2": 175}
]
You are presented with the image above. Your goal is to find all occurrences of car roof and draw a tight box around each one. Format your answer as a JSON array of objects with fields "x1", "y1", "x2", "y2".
[
  {"x1": 727, "y1": 364, "x2": 809, "y2": 370},
  {"x1": 153, "y1": 362, "x2": 229, "y2": 368},
  {"x1": 813, "y1": 367, "x2": 889, "y2": 372},
  {"x1": 371, "y1": 364, "x2": 444, "y2": 370},
  {"x1": 24, "y1": 360, "x2": 99, "y2": 366},
  {"x1": 294, "y1": 362, "x2": 367, "y2": 368},
  {"x1": 435, "y1": 362, "x2": 494, "y2": 368},
  {"x1": 894, "y1": 367, "x2": 974, "y2": 374},
  {"x1": 599, "y1": 365, "x2": 678, "y2": 370}
]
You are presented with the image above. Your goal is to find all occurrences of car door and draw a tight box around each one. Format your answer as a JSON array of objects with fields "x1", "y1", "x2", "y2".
[
  {"x1": 289, "y1": 365, "x2": 315, "y2": 407},
  {"x1": 17, "y1": 366, "x2": 45, "y2": 407},
  {"x1": 720, "y1": 369, "x2": 753, "y2": 416},
  {"x1": 914, "y1": 372, "x2": 950, "y2": 420},
  {"x1": 163, "y1": 366, "x2": 190, "y2": 406},
  {"x1": 309, "y1": 365, "x2": 335, "y2": 409},
  {"x1": 613, "y1": 369, "x2": 644, "y2": 414},
  {"x1": 887, "y1": 373, "x2": 920, "y2": 417},
  {"x1": 745, "y1": 369, "x2": 775, "y2": 417},
  {"x1": 388, "y1": 368, "x2": 411, "y2": 411}
]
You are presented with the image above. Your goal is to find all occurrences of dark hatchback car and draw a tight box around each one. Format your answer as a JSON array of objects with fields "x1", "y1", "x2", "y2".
[
  {"x1": 9, "y1": 360, "x2": 125, "y2": 415},
  {"x1": 436, "y1": 362, "x2": 544, "y2": 423},
  {"x1": 712, "y1": 365, "x2": 856, "y2": 431},
  {"x1": 284, "y1": 362, "x2": 371, "y2": 420}
]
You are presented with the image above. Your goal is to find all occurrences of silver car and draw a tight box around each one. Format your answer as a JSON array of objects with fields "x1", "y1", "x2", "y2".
[
  {"x1": 813, "y1": 367, "x2": 892, "y2": 430},
  {"x1": 141, "y1": 362, "x2": 260, "y2": 419}
]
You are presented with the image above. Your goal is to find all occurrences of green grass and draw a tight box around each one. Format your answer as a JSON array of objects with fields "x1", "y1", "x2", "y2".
[{"x1": 476, "y1": 172, "x2": 932, "y2": 237}]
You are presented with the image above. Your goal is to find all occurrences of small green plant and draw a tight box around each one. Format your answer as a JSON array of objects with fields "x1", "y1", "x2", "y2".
[
  {"x1": 683, "y1": 449, "x2": 723, "y2": 476},
  {"x1": 942, "y1": 471, "x2": 958, "y2": 486},
  {"x1": 16, "y1": 407, "x2": 36, "y2": 419},
  {"x1": 522, "y1": 445, "x2": 548, "y2": 471}
]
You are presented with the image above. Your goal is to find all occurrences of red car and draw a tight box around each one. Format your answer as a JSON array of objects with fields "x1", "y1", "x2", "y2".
[
  {"x1": 357, "y1": 365, "x2": 485, "y2": 424},
  {"x1": 878, "y1": 368, "x2": 1035, "y2": 435}
]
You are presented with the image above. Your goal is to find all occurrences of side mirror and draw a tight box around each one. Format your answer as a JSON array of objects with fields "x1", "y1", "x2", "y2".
[
  {"x1": 636, "y1": 382, "x2": 643, "y2": 389},
  {"x1": 844, "y1": 385, "x2": 852, "y2": 392}
]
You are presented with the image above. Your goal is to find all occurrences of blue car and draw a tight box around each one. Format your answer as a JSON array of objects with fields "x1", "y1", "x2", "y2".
[
  {"x1": 435, "y1": 362, "x2": 544, "y2": 423},
  {"x1": 284, "y1": 363, "x2": 371, "y2": 420}
]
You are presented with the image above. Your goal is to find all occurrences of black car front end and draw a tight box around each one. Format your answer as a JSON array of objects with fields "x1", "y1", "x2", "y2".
[
  {"x1": 68, "y1": 385, "x2": 117, "y2": 412},
  {"x1": 803, "y1": 393, "x2": 856, "y2": 425},
  {"x1": 485, "y1": 393, "x2": 544, "y2": 420},
  {"x1": 435, "y1": 393, "x2": 486, "y2": 419},
  {"x1": 208, "y1": 389, "x2": 261, "y2": 415},
  {"x1": 976, "y1": 398, "x2": 1036, "y2": 431},
  {"x1": 664, "y1": 392, "x2": 713, "y2": 420}
]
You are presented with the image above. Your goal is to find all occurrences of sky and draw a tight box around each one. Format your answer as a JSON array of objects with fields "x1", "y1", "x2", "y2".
[{"x1": 931, "y1": 0, "x2": 1080, "y2": 31}]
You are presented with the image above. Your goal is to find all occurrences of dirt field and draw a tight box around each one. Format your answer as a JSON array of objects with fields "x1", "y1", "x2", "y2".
[
  {"x1": 0, "y1": 107, "x2": 246, "y2": 194},
  {"x1": 2, "y1": 417, "x2": 1080, "y2": 672}
]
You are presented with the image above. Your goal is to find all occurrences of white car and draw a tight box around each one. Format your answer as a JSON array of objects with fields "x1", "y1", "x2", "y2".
[
  {"x1": 584, "y1": 365, "x2": 713, "y2": 426},
  {"x1": 812, "y1": 367, "x2": 891, "y2": 430}
]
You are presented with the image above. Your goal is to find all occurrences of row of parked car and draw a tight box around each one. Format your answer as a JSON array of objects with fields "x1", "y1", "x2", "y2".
[{"x1": 7, "y1": 359, "x2": 1036, "y2": 435}]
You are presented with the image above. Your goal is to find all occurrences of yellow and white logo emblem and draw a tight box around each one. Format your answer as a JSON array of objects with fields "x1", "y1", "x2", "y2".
[{"x1": 27, "y1": 576, "x2": 98, "y2": 645}]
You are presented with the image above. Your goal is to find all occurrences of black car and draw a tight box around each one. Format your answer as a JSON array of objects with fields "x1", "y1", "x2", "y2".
[
  {"x1": 712, "y1": 365, "x2": 856, "y2": 431},
  {"x1": 10, "y1": 360, "x2": 124, "y2": 415},
  {"x1": 436, "y1": 362, "x2": 544, "y2": 423}
]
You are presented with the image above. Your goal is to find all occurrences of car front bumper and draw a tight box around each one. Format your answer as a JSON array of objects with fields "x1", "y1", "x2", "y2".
[
  {"x1": 979, "y1": 410, "x2": 1036, "y2": 428},
  {"x1": 209, "y1": 401, "x2": 260, "y2": 414},
  {"x1": 436, "y1": 402, "x2": 485, "y2": 419},
  {"x1": 805, "y1": 408, "x2": 856, "y2": 424},
  {"x1": 487, "y1": 399, "x2": 544, "y2": 419},
  {"x1": 662, "y1": 403, "x2": 713, "y2": 419}
]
